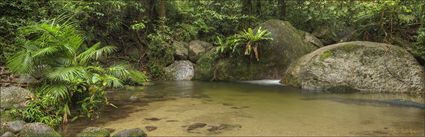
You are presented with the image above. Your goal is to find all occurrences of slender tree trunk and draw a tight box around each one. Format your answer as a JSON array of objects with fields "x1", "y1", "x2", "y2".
[
  {"x1": 242, "y1": 0, "x2": 253, "y2": 27},
  {"x1": 421, "y1": 0, "x2": 425, "y2": 28},
  {"x1": 255, "y1": 0, "x2": 262, "y2": 16},
  {"x1": 158, "y1": 0, "x2": 166, "y2": 27},
  {"x1": 278, "y1": 0, "x2": 286, "y2": 20},
  {"x1": 242, "y1": 0, "x2": 252, "y2": 15}
]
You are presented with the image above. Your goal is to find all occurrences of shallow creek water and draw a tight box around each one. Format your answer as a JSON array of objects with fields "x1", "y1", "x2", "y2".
[{"x1": 61, "y1": 81, "x2": 425, "y2": 136}]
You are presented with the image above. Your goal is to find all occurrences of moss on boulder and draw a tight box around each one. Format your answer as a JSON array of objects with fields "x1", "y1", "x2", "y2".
[
  {"x1": 282, "y1": 41, "x2": 425, "y2": 94},
  {"x1": 194, "y1": 19, "x2": 317, "y2": 80},
  {"x1": 19, "y1": 123, "x2": 61, "y2": 137},
  {"x1": 76, "y1": 127, "x2": 110, "y2": 137}
]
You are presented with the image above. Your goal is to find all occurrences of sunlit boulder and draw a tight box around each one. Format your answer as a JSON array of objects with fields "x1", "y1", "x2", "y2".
[{"x1": 282, "y1": 41, "x2": 425, "y2": 93}]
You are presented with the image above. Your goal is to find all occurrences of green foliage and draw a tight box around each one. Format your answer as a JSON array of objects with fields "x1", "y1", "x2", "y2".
[
  {"x1": 216, "y1": 27, "x2": 272, "y2": 61},
  {"x1": 7, "y1": 20, "x2": 147, "y2": 127},
  {"x1": 413, "y1": 28, "x2": 425, "y2": 61}
]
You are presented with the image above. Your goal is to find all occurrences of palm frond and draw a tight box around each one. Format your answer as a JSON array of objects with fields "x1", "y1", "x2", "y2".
[
  {"x1": 6, "y1": 50, "x2": 34, "y2": 74},
  {"x1": 102, "y1": 74, "x2": 124, "y2": 88},
  {"x1": 32, "y1": 46, "x2": 59, "y2": 58},
  {"x1": 128, "y1": 70, "x2": 148, "y2": 84},
  {"x1": 107, "y1": 64, "x2": 130, "y2": 79},
  {"x1": 76, "y1": 43, "x2": 117, "y2": 64},
  {"x1": 39, "y1": 84, "x2": 70, "y2": 103},
  {"x1": 47, "y1": 66, "x2": 86, "y2": 82}
]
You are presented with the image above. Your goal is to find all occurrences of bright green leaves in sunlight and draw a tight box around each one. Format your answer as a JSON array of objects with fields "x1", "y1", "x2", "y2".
[{"x1": 6, "y1": 20, "x2": 148, "y2": 127}]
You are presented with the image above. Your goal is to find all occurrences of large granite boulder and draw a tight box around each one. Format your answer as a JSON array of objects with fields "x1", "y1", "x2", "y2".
[
  {"x1": 281, "y1": 41, "x2": 425, "y2": 93},
  {"x1": 0, "y1": 86, "x2": 34, "y2": 109},
  {"x1": 194, "y1": 19, "x2": 318, "y2": 80},
  {"x1": 19, "y1": 123, "x2": 61, "y2": 137},
  {"x1": 165, "y1": 60, "x2": 194, "y2": 80},
  {"x1": 188, "y1": 40, "x2": 213, "y2": 62}
]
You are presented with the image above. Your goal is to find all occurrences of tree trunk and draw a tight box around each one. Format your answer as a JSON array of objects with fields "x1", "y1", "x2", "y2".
[
  {"x1": 242, "y1": 0, "x2": 252, "y2": 15},
  {"x1": 255, "y1": 0, "x2": 262, "y2": 16},
  {"x1": 158, "y1": 0, "x2": 166, "y2": 27},
  {"x1": 278, "y1": 0, "x2": 286, "y2": 20}
]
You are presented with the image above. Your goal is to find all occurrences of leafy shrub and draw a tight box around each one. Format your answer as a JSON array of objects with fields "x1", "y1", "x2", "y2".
[{"x1": 7, "y1": 20, "x2": 147, "y2": 127}]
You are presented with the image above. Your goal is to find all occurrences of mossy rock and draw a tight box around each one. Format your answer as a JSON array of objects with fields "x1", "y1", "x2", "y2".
[
  {"x1": 282, "y1": 41, "x2": 425, "y2": 94},
  {"x1": 194, "y1": 19, "x2": 317, "y2": 81},
  {"x1": 194, "y1": 49, "x2": 218, "y2": 80},
  {"x1": 19, "y1": 123, "x2": 61, "y2": 137},
  {"x1": 112, "y1": 128, "x2": 146, "y2": 137},
  {"x1": 76, "y1": 127, "x2": 110, "y2": 137}
]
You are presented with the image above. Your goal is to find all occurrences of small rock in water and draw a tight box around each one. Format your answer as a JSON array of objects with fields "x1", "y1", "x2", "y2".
[
  {"x1": 165, "y1": 120, "x2": 179, "y2": 122},
  {"x1": 144, "y1": 117, "x2": 161, "y2": 121},
  {"x1": 222, "y1": 103, "x2": 233, "y2": 106},
  {"x1": 230, "y1": 106, "x2": 249, "y2": 109},
  {"x1": 207, "y1": 124, "x2": 242, "y2": 133},
  {"x1": 187, "y1": 123, "x2": 207, "y2": 131},
  {"x1": 129, "y1": 96, "x2": 138, "y2": 101},
  {"x1": 145, "y1": 126, "x2": 157, "y2": 132},
  {"x1": 106, "y1": 128, "x2": 115, "y2": 133}
]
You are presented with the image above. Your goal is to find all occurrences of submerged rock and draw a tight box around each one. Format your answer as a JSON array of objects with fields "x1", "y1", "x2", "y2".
[
  {"x1": 144, "y1": 117, "x2": 161, "y2": 121},
  {"x1": 194, "y1": 19, "x2": 318, "y2": 80},
  {"x1": 165, "y1": 60, "x2": 194, "y2": 80},
  {"x1": 112, "y1": 128, "x2": 147, "y2": 137},
  {"x1": 19, "y1": 123, "x2": 60, "y2": 137},
  {"x1": 188, "y1": 40, "x2": 213, "y2": 62},
  {"x1": 144, "y1": 126, "x2": 157, "y2": 132},
  {"x1": 187, "y1": 123, "x2": 207, "y2": 131},
  {"x1": 76, "y1": 127, "x2": 110, "y2": 137},
  {"x1": 282, "y1": 41, "x2": 425, "y2": 93},
  {"x1": 0, "y1": 86, "x2": 34, "y2": 109}
]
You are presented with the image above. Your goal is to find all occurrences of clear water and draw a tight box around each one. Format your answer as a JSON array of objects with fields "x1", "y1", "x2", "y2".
[{"x1": 61, "y1": 81, "x2": 425, "y2": 136}]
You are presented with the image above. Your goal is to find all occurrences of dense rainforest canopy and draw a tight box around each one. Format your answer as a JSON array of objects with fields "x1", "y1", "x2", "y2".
[{"x1": 0, "y1": 0, "x2": 424, "y2": 129}]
